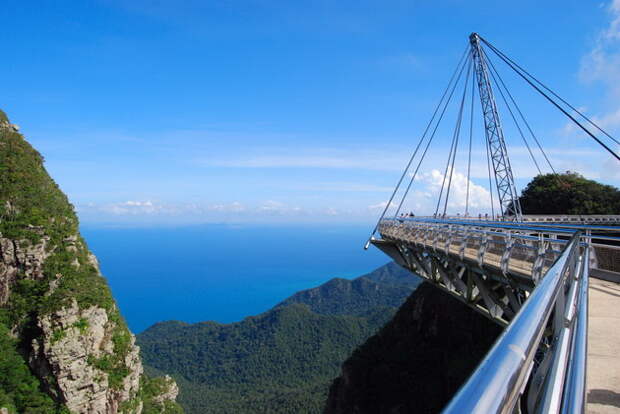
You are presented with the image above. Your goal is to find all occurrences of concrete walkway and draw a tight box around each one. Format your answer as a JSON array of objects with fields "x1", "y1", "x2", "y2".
[{"x1": 587, "y1": 277, "x2": 620, "y2": 413}]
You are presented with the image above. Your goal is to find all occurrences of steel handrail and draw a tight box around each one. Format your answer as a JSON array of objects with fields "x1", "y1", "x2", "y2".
[
  {"x1": 381, "y1": 220, "x2": 597, "y2": 251},
  {"x1": 561, "y1": 247, "x2": 589, "y2": 414},
  {"x1": 441, "y1": 234, "x2": 580, "y2": 414},
  {"x1": 537, "y1": 244, "x2": 585, "y2": 412},
  {"x1": 380, "y1": 219, "x2": 569, "y2": 249},
  {"x1": 395, "y1": 216, "x2": 620, "y2": 233},
  {"x1": 383, "y1": 218, "x2": 578, "y2": 239}
]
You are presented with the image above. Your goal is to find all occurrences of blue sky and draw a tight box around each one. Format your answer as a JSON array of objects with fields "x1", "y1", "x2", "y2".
[{"x1": 2, "y1": 0, "x2": 620, "y2": 225}]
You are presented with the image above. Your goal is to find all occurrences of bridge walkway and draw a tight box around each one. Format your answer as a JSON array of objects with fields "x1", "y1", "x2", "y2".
[{"x1": 587, "y1": 277, "x2": 620, "y2": 413}]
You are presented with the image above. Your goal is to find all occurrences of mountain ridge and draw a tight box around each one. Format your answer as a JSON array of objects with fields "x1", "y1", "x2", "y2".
[
  {"x1": 275, "y1": 262, "x2": 419, "y2": 316},
  {"x1": 138, "y1": 262, "x2": 421, "y2": 413}
]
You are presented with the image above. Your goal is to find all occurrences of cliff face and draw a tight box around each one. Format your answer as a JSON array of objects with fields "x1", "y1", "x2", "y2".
[
  {"x1": 324, "y1": 282, "x2": 503, "y2": 414},
  {"x1": 0, "y1": 110, "x2": 182, "y2": 414}
]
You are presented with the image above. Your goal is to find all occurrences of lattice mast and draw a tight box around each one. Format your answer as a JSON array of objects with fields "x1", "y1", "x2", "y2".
[{"x1": 470, "y1": 33, "x2": 523, "y2": 221}]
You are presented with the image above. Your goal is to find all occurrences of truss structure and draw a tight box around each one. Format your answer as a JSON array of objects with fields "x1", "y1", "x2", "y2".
[{"x1": 470, "y1": 33, "x2": 523, "y2": 221}]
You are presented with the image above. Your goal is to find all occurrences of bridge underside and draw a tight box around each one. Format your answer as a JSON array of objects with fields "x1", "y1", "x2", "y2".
[
  {"x1": 374, "y1": 239, "x2": 526, "y2": 326},
  {"x1": 373, "y1": 218, "x2": 566, "y2": 325},
  {"x1": 369, "y1": 217, "x2": 620, "y2": 413},
  {"x1": 370, "y1": 217, "x2": 600, "y2": 413}
]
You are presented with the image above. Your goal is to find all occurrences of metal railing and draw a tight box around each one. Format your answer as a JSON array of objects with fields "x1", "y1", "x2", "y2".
[
  {"x1": 441, "y1": 234, "x2": 588, "y2": 414},
  {"x1": 378, "y1": 218, "x2": 570, "y2": 280}
]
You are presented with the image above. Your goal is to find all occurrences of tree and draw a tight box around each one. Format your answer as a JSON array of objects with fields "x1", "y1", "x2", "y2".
[{"x1": 517, "y1": 171, "x2": 620, "y2": 215}]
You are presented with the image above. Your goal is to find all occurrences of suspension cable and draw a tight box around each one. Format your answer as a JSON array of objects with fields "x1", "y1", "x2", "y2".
[
  {"x1": 482, "y1": 48, "x2": 558, "y2": 174},
  {"x1": 465, "y1": 69, "x2": 475, "y2": 216},
  {"x1": 366, "y1": 44, "x2": 470, "y2": 243},
  {"x1": 480, "y1": 37, "x2": 620, "y2": 161},
  {"x1": 393, "y1": 46, "x2": 471, "y2": 218},
  {"x1": 485, "y1": 132, "x2": 496, "y2": 219},
  {"x1": 482, "y1": 49, "x2": 542, "y2": 174},
  {"x1": 480, "y1": 36, "x2": 620, "y2": 147},
  {"x1": 442, "y1": 59, "x2": 472, "y2": 217},
  {"x1": 435, "y1": 105, "x2": 461, "y2": 216}
]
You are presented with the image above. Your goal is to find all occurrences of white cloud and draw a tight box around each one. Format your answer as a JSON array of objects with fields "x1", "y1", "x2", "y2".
[
  {"x1": 416, "y1": 168, "x2": 492, "y2": 211},
  {"x1": 259, "y1": 200, "x2": 286, "y2": 212},
  {"x1": 366, "y1": 168, "x2": 495, "y2": 217},
  {"x1": 575, "y1": 1, "x2": 620, "y2": 176},
  {"x1": 257, "y1": 200, "x2": 307, "y2": 216},
  {"x1": 580, "y1": 1, "x2": 620, "y2": 126},
  {"x1": 324, "y1": 207, "x2": 340, "y2": 216},
  {"x1": 80, "y1": 200, "x2": 243, "y2": 217},
  {"x1": 367, "y1": 200, "x2": 397, "y2": 211},
  {"x1": 595, "y1": 107, "x2": 620, "y2": 129},
  {"x1": 102, "y1": 200, "x2": 162, "y2": 215},
  {"x1": 207, "y1": 201, "x2": 245, "y2": 212}
]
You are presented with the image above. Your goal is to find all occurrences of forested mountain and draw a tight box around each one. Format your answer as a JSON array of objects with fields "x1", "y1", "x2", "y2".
[
  {"x1": 276, "y1": 262, "x2": 418, "y2": 316},
  {"x1": 324, "y1": 283, "x2": 503, "y2": 414},
  {"x1": 137, "y1": 263, "x2": 421, "y2": 413}
]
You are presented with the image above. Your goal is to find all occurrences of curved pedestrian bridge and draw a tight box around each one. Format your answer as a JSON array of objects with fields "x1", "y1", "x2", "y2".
[{"x1": 369, "y1": 216, "x2": 620, "y2": 413}]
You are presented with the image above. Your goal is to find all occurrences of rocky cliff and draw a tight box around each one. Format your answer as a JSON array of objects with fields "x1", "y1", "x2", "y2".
[
  {"x1": 323, "y1": 282, "x2": 503, "y2": 414},
  {"x1": 0, "y1": 110, "x2": 182, "y2": 414}
]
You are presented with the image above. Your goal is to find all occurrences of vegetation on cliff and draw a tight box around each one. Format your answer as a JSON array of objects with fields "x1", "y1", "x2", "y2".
[
  {"x1": 324, "y1": 282, "x2": 503, "y2": 414},
  {"x1": 518, "y1": 171, "x2": 620, "y2": 215},
  {"x1": 0, "y1": 111, "x2": 182, "y2": 413},
  {"x1": 138, "y1": 263, "x2": 420, "y2": 414},
  {"x1": 0, "y1": 323, "x2": 66, "y2": 413},
  {"x1": 0, "y1": 113, "x2": 116, "y2": 325}
]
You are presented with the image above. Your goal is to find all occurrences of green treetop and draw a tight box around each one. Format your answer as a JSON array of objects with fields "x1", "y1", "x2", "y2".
[{"x1": 518, "y1": 171, "x2": 620, "y2": 215}]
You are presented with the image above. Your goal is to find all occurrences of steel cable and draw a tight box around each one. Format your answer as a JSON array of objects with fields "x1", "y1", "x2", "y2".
[
  {"x1": 393, "y1": 46, "x2": 471, "y2": 218},
  {"x1": 366, "y1": 44, "x2": 470, "y2": 244},
  {"x1": 442, "y1": 59, "x2": 473, "y2": 217},
  {"x1": 465, "y1": 69, "x2": 475, "y2": 216},
  {"x1": 482, "y1": 49, "x2": 542, "y2": 175},
  {"x1": 480, "y1": 37, "x2": 620, "y2": 161},
  {"x1": 482, "y1": 47, "x2": 558, "y2": 174},
  {"x1": 481, "y1": 36, "x2": 620, "y2": 147}
]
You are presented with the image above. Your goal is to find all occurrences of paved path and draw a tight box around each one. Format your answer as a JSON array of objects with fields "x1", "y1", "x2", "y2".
[{"x1": 587, "y1": 277, "x2": 620, "y2": 413}]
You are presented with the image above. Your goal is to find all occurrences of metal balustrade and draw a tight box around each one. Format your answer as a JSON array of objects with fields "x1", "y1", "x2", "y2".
[
  {"x1": 441, "y1": 235, "x2": 588, "y2": 414},
  {"x1": 369, "y1": 218, "x2": 597, "y2": 413}
]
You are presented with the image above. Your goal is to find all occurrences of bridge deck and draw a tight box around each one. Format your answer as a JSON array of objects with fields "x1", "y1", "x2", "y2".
[
  {"x1": 377, "y1": 218, "x2": 564, "y2": 283},
  {"x1": 587, "y1": 277, "x2": 620, "y2": 413}
]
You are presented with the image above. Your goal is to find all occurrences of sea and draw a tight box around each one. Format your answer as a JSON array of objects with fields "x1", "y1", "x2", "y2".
[{"x1": 81, "y1": 224, "x2": 389, "y2": 333}]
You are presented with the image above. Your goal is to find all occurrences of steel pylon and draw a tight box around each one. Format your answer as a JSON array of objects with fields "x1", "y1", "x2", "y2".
[{"x1": 470, "y1": 33, "x2": 523, "y2": 221}]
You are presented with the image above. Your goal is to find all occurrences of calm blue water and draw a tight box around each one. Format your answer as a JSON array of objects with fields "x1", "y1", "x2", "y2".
[{"x1": 81, "y1": 224, "x2": 388, "y2": 333}]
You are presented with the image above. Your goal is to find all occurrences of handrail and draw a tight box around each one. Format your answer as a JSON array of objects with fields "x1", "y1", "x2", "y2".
[
  {"x1": 537, "y1": 243, "x2": 585, "y2": 412},
  {"x1": 383, "y1": 217, "x2": 578, "y2": 239},
  {"x1": 441, "y1": 234, "x2": 580, "y2": 414},
  {"x1": 561, "y1": 247, "x2": 589, "y2": 414},
  {"x1": 394, "y1": 216, "x2": 620, "y2": 233},
  {"x1": 380, "y1": 218, "x2": 571, "y2": 247}
]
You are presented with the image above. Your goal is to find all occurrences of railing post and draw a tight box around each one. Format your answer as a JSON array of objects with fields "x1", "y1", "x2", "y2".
[{"x1": 442, "y1": 235, "x2": 580, "y2": 414}]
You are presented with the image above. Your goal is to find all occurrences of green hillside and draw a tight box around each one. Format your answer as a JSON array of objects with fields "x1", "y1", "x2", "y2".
[
  {"x1": 277, "y1": 263, "x2": 418, "y2": 316},
  {"x1": 0, "y1": 110, "x2": 182, "y2": 413},
  {"x1": 138, "y1": 263, "x2": 420, "y2": 413}
]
